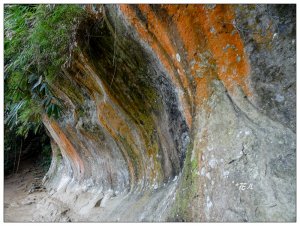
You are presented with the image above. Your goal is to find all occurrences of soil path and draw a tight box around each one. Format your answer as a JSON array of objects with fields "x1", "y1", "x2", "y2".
[{"x1": 4, "y1": 159, "x2": 47, "y2": 222}]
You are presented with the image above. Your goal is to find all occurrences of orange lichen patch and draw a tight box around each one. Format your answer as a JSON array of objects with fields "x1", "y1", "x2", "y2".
[
  {"x1": 163, "y1": 5, "x2": 251, "y2": 95},
  {"x1": 43, "y1": 115, "x2": 84, "y2": 177},
  {"x1": 120, "y1": 4, "x2": 252, "y2": 116},
  {"x1": 161, "y1": 5, "x2": 214, "y2": 107},
  {"x1": 204, "y1": 5, "x2": 251, "y2": 95},
  {"x1": 163, "y1": 5, "x2": 207, "y2": 61},
  {"x1": 194, "y1": 77, "x2": 209, "y2": 105},
  {"x1": 132, "y1": 4, "x2": 191, "y2": 94},
  {"x1": 120, "y1": 5, "x2": 175, "y2": 83},
  {"x1": 120, "y1": 4, "x2": 192, "y2": 128}
]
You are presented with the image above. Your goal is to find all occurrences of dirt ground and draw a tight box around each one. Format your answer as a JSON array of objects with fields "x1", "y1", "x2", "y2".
[{"x1": 4, "y1": 159, "x2": 47, "y2": 222}]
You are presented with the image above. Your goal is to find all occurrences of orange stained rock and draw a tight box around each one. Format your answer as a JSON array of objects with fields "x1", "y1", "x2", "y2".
[
  {"x1": 43, "y1": 115, "x2": 84, "y2": 177},
  {"x1": 163, "y1": 4, "x2": 251, "y2": 95},
  {"x1": 203, "y1": 5, "x2": 251, "y2": 94},
  {"x1": 96, "y1": 101, "x2": 142, "y2": 185},
  {"x1": 120, "y1": 4, "x2": 192, "y2": 128},
  {"x1": 97, "y1": 100, "x2": 164, "y2": 184},
  {"x1": 73, "y1": 59, "x2": 105, "y2": 96},
  {"x1": 97, "y1": 101, "x2": 138, "y2": 149},
  {"x1": 120, "y1": 4, "x2": 251, "y2": 116}
]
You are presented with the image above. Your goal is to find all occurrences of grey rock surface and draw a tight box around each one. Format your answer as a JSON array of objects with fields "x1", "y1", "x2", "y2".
[
  {"x1": 32, "y1": 4, "x2": 296, "y2": 222},
  {"x1": 235, "y1": 5, "x2": 296, "y2": 132}
]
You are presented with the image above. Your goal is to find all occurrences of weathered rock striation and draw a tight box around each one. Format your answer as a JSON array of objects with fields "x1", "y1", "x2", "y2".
[{"x1": 37, "y1": 4, "x2": 295, "y2": 222}]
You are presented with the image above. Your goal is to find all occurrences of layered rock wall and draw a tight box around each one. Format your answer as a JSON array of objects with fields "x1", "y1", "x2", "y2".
[{"x1": 39, "y1": 4, "x2": 295, "y2": 222}]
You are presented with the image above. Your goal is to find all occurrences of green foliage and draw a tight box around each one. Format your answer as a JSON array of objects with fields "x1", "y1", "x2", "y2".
[{"x1": 4, "y1": 4, "x2": 87, "y2": 136}]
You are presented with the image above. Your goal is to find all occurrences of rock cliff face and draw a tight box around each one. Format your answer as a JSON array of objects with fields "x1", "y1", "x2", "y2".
[{"x1": 38, "y1": 4, "x2": 296, "y2": 222}]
